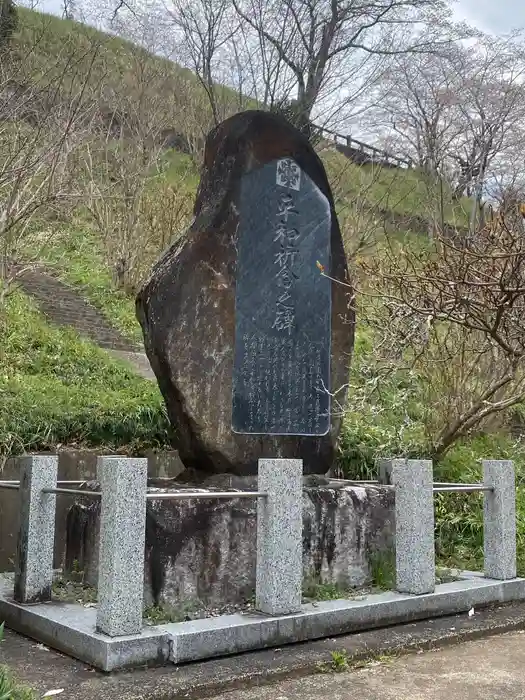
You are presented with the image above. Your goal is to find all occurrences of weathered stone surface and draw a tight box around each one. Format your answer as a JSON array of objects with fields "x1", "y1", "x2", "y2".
[
  {"x1": 64, "y1": 482, "x2": 394, "y2": 609},
  {"x1": 136, "y1": 110, "x2": 354, "y2": 476},
  {"x1": 14, "y1": 456, "x2": 57, "y2": 604},
  {"x1": 96, "y1": 457, "x2": 147, "y2": 637}
]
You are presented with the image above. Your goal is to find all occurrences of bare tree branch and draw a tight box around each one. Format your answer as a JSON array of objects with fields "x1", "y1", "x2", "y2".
[{"x1": 353, "y1": 215, "x2": 525, "y2": 457}]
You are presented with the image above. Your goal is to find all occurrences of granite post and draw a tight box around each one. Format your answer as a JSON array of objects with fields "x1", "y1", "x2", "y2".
[
  {"x1": 256, "y1": 459, "x2": 303, "y2": 615},
  {"x1": 483, "y1": 460, "x2": 516, "y2": 580},
  {"x1": 14, "y1": 455, "x2": 58, "y2": 604},
  {"x1": 96, "y1": 457, "x2": 147, "y2": 637},
  {"x1": 393, "y1": 459, "x2": 435, "y2": 595}
]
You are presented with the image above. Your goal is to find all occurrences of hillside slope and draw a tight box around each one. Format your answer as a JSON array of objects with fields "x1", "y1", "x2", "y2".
[
  {"x1": 8, "y1": 7, "x2": 229, "y2": 157},
  {"x1": 0, "y1": 292, "x2": 170, "y2": 456},
  {"x1": 9, "y1": 8, "x2": 472, "y2": 233}
]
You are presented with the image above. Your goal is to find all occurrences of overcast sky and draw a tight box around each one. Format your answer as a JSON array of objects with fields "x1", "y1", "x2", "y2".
[
  {"x1": 27, "y1": 0, "x2": 525, "y2": 36},
  {"x1": 453, "y1": 0, "x2": 524, "y2": 34}
]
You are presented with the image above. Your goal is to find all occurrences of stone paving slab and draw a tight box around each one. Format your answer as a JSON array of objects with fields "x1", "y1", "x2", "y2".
[
  {"x1": 213, "y1": 630, "x2": 525, "y2": 700},
  {"x1": 2, "y1": 602, "x2": 525, "y2": 700},
  {"x1": 3, "y1": 573, "x2": 525, "y2": 671}
]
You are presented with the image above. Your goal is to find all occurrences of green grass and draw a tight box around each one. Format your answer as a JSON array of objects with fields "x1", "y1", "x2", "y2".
[
  {"x1": 0, "y1": 667, "x2": 34, "y2": 700},
  {"x1": 0, "y1": 625, "x2": 34, "y2": 699},
  {"x1": 369, "y1": 550, "x2": 396, "y2": 590},
  {"x1": 321, "y1": 149, "x2": 473, "y2": 230},
  {"x1": 328, "y1": 650, "x2": 350, "y2": 672},
  {"x1": 10, "y1": 7, "x2": 237, "y2": 147},
  {"x1": 143, "y1": 602, "x2": 201, "y2": 625},
  {"x1": 160, "y1": 149, "x2": 200, "y2": 187},
  {"x1": 52, "y1": 577, "x2": 97, "y2": 605},
  {"x1": 0, "y1": 292, "x2": 171, "y2": 456},
  {"x1": 12, "y1": 7, "x2": 196, "y2": 98},
  {"x1": 302, "y1": 578, "x2": 357, "y2": 602}
]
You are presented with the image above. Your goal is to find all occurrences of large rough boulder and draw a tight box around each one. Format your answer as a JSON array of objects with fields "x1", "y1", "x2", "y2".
[{"x1": 136, "y1": 110, "x2": 354, "y2": 475}]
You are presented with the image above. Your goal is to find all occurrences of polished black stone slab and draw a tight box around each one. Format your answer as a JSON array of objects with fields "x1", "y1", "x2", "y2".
[{"x1": 232, "y1": 157, "x2": 331, "y2": 436}]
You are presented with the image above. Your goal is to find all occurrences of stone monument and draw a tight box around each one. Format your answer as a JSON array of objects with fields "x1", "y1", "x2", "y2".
[{"x1": 136, "y1": 110, "x2": 354, "y2": 475}]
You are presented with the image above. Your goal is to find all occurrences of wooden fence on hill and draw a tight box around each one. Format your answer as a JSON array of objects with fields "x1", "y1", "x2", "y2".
[{"x1": 316, "y1": 124, "x2": 413, "y2": 170}]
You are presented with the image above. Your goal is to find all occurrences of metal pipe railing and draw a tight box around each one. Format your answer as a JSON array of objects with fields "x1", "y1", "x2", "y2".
[
  {"x1": 328, "y1": 480, "x2": 488, "y2": 489},
  {"x1": 0, "y1": 480, "x2": 91, "y2": 485},
  {"x1": 146, "y1": 491, "x2": 267, "y2": 500},
  {"x1": 433, "y1": 482, "x2": 483, "y2": 487},
  {"x1": 0, "y1": 484, "x2": 267, "y2": 500},
  {"x1": 328, "y1": 479, "x2": 379, "y2": 483},
  {"x1": 42, "y1": 488, "x2": 101, "y2": 497},
  {"x1": 1, "y1": 481, "x2": 493, "y2": 498},
  {"x1": 433, "y1": 485, "x2": 492, "y2": 493}
]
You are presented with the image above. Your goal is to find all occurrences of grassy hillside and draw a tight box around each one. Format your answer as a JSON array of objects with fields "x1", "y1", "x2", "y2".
[
  {"x1": 9, "y1": 8, "x2": 472, "y2": 233},
  {"x1": 12, "y1": 7, "x2": 194, "y2": 97},
  {"x1": 0, "y1": 293, "x2": 171, "y2": 456},
  {"x1": 9, "y1": 7, "x2": 238, "y2": 154},
  {"x1": 322, "y1": 149, "x2": 473, "y2": 232}
]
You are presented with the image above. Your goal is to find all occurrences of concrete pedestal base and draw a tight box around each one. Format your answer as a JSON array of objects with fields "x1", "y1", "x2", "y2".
[{"x1": 1, "y1": 573, "x2": 524, "y2": 671}]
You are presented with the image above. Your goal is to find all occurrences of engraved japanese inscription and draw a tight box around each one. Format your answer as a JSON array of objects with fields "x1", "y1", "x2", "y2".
[{"x1": 232, "y1": 157, "x2": 331, "y2": 436}]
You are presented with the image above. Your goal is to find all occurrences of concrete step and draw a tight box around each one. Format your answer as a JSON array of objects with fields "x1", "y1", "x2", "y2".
[
  {"x1": 109, "y1": 350, "x2": 156, "y2": 381},
  {"x1": 15, "y1": 267, "x2": 154, "y2": 379}
]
